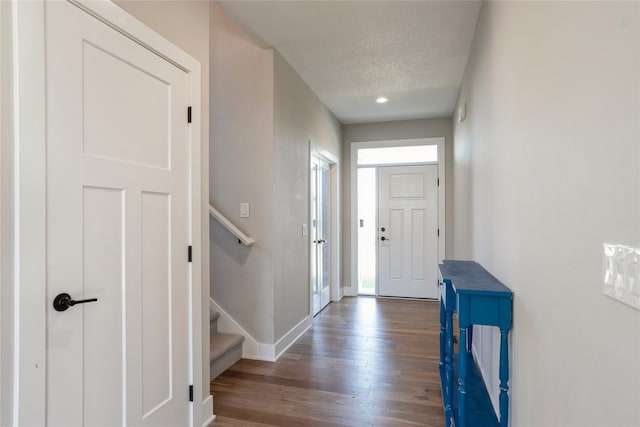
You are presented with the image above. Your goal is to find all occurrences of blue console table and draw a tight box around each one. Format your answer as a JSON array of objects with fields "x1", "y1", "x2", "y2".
[{"x1": 438, "y1": 260, "x2": 513, "y2": 427}]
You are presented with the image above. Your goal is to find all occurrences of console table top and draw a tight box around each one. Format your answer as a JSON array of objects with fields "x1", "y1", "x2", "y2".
[{"x1": 439, "y1": 260, "x2": 513, "y2": 297}]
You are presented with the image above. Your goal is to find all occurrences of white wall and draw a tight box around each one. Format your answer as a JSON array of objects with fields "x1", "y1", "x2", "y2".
[
  {"x1": 341, "y1": 118, "x2": 454, "y2": 290},
  {"x1": 209, "y1": 2, "x2": 275, "y2": 344},
  {"x1": 273, "y1": 51, "x2": 341, "y2": 340},
  {"x1": 113, "y1": 0, "x2": 212, "y2": 403},
  {"x1": 209, "y1": 4, "x2": 341, "y2": 348},
  {"x1": 453, "y1": 2, "x2": 640, "y2": 426}
]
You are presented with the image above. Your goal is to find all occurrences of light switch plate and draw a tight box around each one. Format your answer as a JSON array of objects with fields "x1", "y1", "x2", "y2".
[
  {"x1": 302, "y1": 224, "x2": 308, "y2": 237},
  {"x1": 240, "y1": 203, "x2": 249, "y2": 218},
  {"x1": 603, "y1": 243, "x2": 640, "y2": 310}
]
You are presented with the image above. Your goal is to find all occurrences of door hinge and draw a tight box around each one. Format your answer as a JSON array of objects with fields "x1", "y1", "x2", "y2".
[
  {"x1": 188, "y1": 246, "x2": 192, "y2": 262},
  {"x1": 437, "y1": 178, "x2": 440, "y2": 186},
  {"x1": 189, "y1": 385, "x2": 193, "y2": 402},
  {"x1": 187, "y1": 106, "x2": 192, "y2": 123},
  {"x1": 437, "y1": 229, "x2": 440, "y2": 236}
]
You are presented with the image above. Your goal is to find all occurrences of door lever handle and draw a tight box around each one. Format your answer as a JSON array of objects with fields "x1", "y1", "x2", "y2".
[
  {"x1": 380, "y1": 236, "x2": 390, "y2": 241},
  {"x1": 53, "y1": 292, "x2": 98, "y2": 312}
]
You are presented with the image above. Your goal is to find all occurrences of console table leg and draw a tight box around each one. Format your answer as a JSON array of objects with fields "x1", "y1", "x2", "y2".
[
  {"x1": 499, "y1": 329, "x2": 509, "y2": 427},
  {"x1": 439, "y1": 300, "x2": 445, "y2": 370},
  {"x1": 458, "y1": 326, "x2": 468, "y2": 427},
  {"x1": 445, "y1": 308, "x2": 454, "y2": 425}
]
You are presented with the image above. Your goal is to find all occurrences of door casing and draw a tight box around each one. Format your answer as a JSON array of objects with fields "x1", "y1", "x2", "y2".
[
  {"x1": 349, "y1": 138, "x2": 446, "y2": 297},
  {"x1": 311, "y1": 156, "x2": 331, "y2": 315},
  {"x1": 2, "y1": 1, "x2": 206, "y2": 425},
  {"x1": 309, "y1": 142, "x2": 340, "y2": 317}
]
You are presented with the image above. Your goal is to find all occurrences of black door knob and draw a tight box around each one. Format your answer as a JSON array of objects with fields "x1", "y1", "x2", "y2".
[
  {"x1": 380, "y1": 227, "x2": 386, "y2": 232},
  {"x1": 53, "y1": 293, "x2": 98, "y2": 312}
]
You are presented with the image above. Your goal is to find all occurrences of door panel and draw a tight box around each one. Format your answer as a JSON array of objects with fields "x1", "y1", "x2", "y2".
[
  {"x1": 45, "y1": 2, "x2": 190, "y2": 425},
  {"x1": 82, "y1": 187, "x2": 124, "y2": 427},
  {"x1": 389, "y1": 209, "x2": 403, "y2": 279},
  {"x1": 411, "y1": 209, "x2": 426, "y2": 281},
  {"x1": 83, "y1": 41, "x2": 170, "y2": 169},
  {"x1": 140, "y1": 192, "x2": 171, "y2": 416},
  {"x1": 378, "y1": 165, "x2": 438, "y2": 299}
]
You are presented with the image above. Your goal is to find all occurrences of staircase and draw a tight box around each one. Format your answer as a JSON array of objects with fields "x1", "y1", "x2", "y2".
[{"x1": 210, "y1": 309, "x2": 244, "y2": 380}]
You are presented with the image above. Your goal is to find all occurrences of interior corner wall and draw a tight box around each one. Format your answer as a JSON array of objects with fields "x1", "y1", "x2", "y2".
[
  {"x1": 0, "y1": 1, "x2": 14, "y2": 423},
  {"x1": 341, "y1": 118, "x2": 454, "y2": 290},
  {"x1": 112, "y1": 0, "x2": 212, "y2": 403},
  {"x1": 209, "y1": 2, "x2": 275, "y2": 344},
  {"x1": 273, "y1": 51, "x2": 341, "y2": 341},
  {"x1": 453, "y1": 2, "x2": 640, "y2": 426}
]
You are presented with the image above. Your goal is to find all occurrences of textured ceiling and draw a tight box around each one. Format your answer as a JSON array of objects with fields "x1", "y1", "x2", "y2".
[{"x1": 217, "y1": 1, "x2": 481, "y2": 124}]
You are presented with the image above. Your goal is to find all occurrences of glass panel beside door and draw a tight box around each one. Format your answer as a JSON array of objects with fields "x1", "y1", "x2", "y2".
[{"x1": 357, "y1": 168, "x2": 376, "y2": 295}]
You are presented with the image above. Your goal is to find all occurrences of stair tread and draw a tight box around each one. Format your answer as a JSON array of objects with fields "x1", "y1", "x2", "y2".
[
  {"x1": 210, "y1": 332, "x2": 244, "y2": 362},
  {"x1": 210, "y1": 310, "x2": 220, "y2": 322}
]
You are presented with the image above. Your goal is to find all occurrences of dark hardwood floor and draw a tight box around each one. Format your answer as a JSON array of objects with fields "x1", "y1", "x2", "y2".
[{"x1": 209, "y1": 296, "x2": 445, "y2": 427}]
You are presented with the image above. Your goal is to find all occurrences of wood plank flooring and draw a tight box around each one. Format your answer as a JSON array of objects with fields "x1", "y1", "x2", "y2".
[{"x1": 209, "y1": 296, "x2": 445, "y2": 427}]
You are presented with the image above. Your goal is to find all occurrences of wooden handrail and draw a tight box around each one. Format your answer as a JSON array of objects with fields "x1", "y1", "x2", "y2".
[{"x1": 209, "y1": 204, "x2": 255, "y2": 246}]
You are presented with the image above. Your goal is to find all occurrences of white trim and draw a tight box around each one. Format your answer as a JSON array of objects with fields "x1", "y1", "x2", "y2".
[
  {"x1": 274, "y1": 315, "x2": 312, "y2": 360},
  {"x1": 70, "y1": 0, "x2": 196, "y2": 73},
  {"x1": 350, "y1": 137, "x2": 446, "y2": 297},
  {"x1": 187, "y1": 48, "x2": 204, "y2": 427},
  {"x1": 201, "y1": 395, "x2": 215, "y2": 427},
  {"x1": 11, "y1": 2, "x2": 205, "y2": 425},
  {"x1": 10, "y1": 1, "x2": 47, "y2": 424},
  {"x1": 209, "y1": 298, "x2": 262, "y2": 360},
  {"x1": 330, "y1": 160, "x2": 341, "y2": 303},
  {"x1": 471, "y1": 339, "x2": 500, "y2": 418},
  {"x1": 209, "y1": 298, "x2": 312, "y2": 363},
  {"x1": 309, "y1": 140, "x2": 341, "y2": 317},
  {"x1": 255, "y1": 344, "x2": 276, "y2": 362},
  {"x1": 343, "y1": 287, "x2": 358, "y2": 297}
]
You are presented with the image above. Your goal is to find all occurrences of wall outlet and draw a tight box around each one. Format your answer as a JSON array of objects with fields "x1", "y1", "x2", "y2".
[{"x1": 603, "y1": 243, "x2": 640, "y2": 310}]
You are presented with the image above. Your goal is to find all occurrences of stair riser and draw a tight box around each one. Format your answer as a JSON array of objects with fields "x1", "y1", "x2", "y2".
[
  {"x1": 209, "y1": 309, "x2": 243, "y2": 380},
  {"x1": 210, "y1": 343, "x2": 242, "y2": 380}
]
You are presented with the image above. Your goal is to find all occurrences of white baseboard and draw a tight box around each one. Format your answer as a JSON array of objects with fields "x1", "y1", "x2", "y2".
[
  {"x1": 253, "y1": 343, "x2": 275, "y2": 362},
  {"x1": 274, "y1": 315, "x2": 312, "y2": 360},
  {"x1": 471, "y1": 342, "x2": 499, "y2": 418},
  {"x1": 333, "y1": 286, "x2": 344, "y2": 302},
  {"x1": 343, "y1": 286, "x2": 357, "y2": 297},
  {"x1": 201, "y1": 395, "x2": 215, "y2": 427},
  {"x1": 209, "y1": 298, "x2": 311, "y2": 363}
]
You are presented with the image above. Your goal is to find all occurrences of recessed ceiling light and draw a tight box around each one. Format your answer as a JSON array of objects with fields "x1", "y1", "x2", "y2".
[{"x1": 376, "y1": 97, "x2": 388, "y2": 104}]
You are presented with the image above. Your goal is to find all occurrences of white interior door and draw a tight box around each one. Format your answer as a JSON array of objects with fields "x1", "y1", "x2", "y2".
[
  {"x1": 378, "y1": 165, "x2": 439, "y2": 299},
  {"x1": 311, "y1": 157, "x2": 331, "y2": 315},
  {"x1": 45, "y1": 2, "x2": 190, "y2": 425}
]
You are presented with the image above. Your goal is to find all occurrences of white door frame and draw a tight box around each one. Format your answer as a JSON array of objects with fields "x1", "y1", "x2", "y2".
[
  {"x1": 308, "y1": 141, "x2": 340, "y2": 318},
  {"x1": 349, "y1": 137, "x2": 446, "y2": 296},
  {"x1": 2, "y1": 1, "x2": 207, "y2": 425}
]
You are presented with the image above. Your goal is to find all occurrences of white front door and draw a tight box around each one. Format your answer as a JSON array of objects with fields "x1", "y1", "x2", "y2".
[
  {"x1": 46, "y1": 2, "x2": 190, "y2": 425},
  {"x1": 311, "y1": 157, "x2": 331, "y2": 315},
  {"x1": 378, "y1": 165, "x2": 439, "y2": 299}
]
